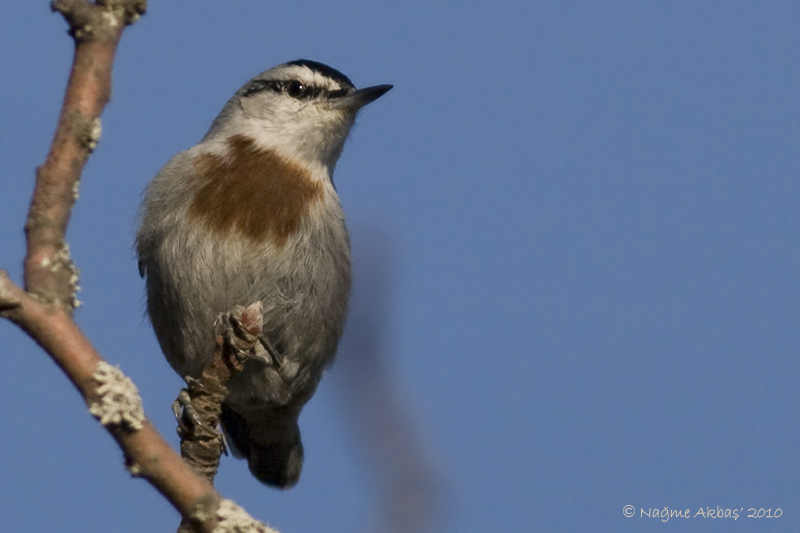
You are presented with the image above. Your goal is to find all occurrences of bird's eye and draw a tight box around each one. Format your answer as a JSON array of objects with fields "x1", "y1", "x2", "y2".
[{"x1": 286, "y1": 80, "x2": 307, "y2": 98}]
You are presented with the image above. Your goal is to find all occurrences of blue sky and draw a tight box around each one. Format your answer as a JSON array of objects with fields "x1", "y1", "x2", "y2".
[{"x1": 1, "y1": 2, "x2": 799, "y2": 532}]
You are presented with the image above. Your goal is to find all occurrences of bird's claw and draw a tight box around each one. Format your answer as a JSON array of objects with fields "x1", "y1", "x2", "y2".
[
  {"x1": 256, "y1": 334, "x2": 284, "y2": 367},
  {"x1": 172, "y1": 384, "x2": 209, "y2": 438}
]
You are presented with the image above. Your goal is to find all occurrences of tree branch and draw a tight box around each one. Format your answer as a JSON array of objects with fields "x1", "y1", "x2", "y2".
[
  {"x1": 1, "y1": 3, "x2": 278, "y2": 532},
  {"x1": 0, "y1": 271, "x2": 223, "y2": 531},
  {"x1": 24, "y1": 0, "x2": 145, "y2": 309}
]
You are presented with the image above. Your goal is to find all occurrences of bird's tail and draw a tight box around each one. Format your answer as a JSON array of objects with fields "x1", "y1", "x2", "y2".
[{"x1": 221, "y1": 403, "x2": 304, "y2": 489}]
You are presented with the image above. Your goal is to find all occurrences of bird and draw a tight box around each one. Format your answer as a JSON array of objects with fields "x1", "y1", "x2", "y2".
[{"x1": 136, "y1": 59, "x2": 392, "y2": 488}]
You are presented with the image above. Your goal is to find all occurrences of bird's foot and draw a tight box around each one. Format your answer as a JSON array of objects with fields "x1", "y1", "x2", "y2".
[{"x1": 172, "y1": 384, "x2": 205, "y2": 438}]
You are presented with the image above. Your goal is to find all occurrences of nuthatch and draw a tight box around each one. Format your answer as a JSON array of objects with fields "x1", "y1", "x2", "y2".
[{"x1": 136, "y1": 60, "x2": 392, "y2": 488}]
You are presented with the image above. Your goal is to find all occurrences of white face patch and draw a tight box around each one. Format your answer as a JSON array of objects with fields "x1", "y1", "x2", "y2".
[{"x1": 204, "y1": 61, "x2": 362, "y2": 180}]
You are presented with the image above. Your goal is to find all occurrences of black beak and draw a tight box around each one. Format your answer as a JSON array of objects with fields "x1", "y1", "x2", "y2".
[{"x1": 331, "y1": 84, "x2": 393, "y2": 111}]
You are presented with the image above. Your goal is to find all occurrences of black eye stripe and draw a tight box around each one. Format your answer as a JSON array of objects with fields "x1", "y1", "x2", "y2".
[
  {"x1": 285, "y1": 59, "x2": 355, "y2": 91},
  {"x1": 241, "y1": 79, "x2": 281, "y2": 97},
  {"x1": 286, "y1": 80, "x2": 320, "y2": 100},
  {"x1": 242, "y1": 79, "x2": 326, "y2": 100}
]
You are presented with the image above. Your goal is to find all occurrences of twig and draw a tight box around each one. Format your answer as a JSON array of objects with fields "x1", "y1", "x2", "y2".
[
  {"x1": 176, "y1": 302, "x2": 265, "y2": 483},
  {"x1": 175, "y1": 303, "x2": 267, "y2": 533}
]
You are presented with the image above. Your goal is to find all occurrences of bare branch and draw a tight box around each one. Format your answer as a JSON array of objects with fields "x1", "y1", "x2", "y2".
[
  {"x1": 336, "y1": 230, "x2": 442, "y2": 533},
  {"x1": 24, "y1": 0, "x2": 145, "y2": 310},
  {"x1": 0, "y1": 271, "x2": 220, "y2": 531},
  {"x1": 1, "y1": 3, "x2": 279, "y2": 532}
]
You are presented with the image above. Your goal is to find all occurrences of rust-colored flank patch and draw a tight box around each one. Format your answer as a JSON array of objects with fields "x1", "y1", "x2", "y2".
[{"x1": 188, "y1": 134, "x2": 322, "y2": 246}]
